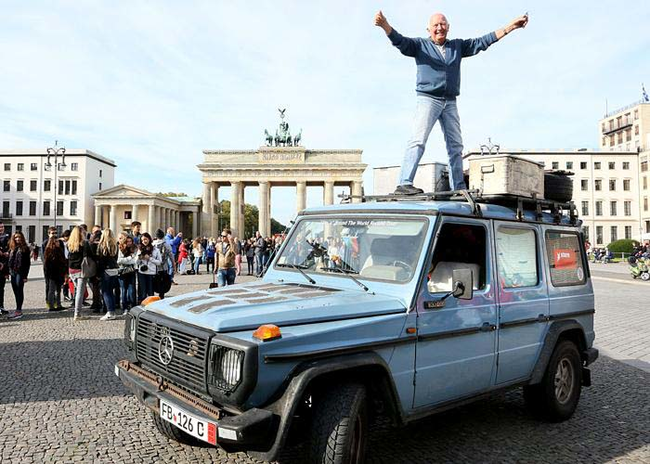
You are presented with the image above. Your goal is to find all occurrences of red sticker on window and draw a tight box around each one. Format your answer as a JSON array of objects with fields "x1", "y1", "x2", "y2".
[{"x1": 554, "y1": 249, "x2": 577, "y2": 269}]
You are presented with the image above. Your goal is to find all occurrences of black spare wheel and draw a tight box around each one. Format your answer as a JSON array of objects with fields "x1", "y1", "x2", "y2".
[{"x1": 544, "y1": 170, "x2": 573, "y2": 202}]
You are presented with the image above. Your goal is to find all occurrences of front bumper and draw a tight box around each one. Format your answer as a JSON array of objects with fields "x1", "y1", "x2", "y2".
[{"x1": 115, "y1": 360, "x2": 276, "y2": 449}]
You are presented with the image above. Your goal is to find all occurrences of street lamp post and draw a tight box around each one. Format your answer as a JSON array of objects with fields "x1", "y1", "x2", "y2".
[{"x1": 46, "y1": 140, "x2": 66, "y2": 231}]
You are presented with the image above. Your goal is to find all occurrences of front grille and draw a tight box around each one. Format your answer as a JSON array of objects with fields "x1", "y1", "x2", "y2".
[{"x1": 136, "y1": 314, "x2": 210, "y2": 395}]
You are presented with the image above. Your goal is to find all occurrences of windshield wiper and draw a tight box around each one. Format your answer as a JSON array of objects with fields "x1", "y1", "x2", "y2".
[
  {"x1": 276, "y1": 263, "x2": 316, "y2": 285},
  {"x1": 320, "y1": 267, "x2": 371, "y2": 293}
]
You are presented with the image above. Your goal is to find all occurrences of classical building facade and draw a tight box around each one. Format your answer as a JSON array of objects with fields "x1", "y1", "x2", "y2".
[
  {"x1": 0, "y1": 149, "x2": 115, "y2": 242},
  {"x1": 92, "y1": 185, "x2": 201, "y2": 236},
  {"x1": 198, "y1": 146, "x2": 366, "y2": 238}
]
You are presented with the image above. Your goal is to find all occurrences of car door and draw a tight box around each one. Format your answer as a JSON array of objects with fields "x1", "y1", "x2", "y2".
[
  {"x1": 413, "y1": 217, "x2": 498, "y2": 408},
  {"x1": 492, "y1": 221, "x2": 549, "y2": 385}
]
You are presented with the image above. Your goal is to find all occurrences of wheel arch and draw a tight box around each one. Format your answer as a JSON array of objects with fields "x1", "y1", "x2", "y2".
[{"x1": 530, "y1": 320, "x2": 588, "y2": 385}]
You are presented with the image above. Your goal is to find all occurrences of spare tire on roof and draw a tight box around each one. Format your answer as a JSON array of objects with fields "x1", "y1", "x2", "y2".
[{"x1": 544, "y1": 170, "x2": 573, "y2": 203}]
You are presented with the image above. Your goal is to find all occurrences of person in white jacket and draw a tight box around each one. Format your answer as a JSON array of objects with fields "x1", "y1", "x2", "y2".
[
  {"x1": 136, "y1": 232, "x2": 161, "y2": 304},
  {"x1": 117, "y1": 232, "x2": 138, "y2": 313}
]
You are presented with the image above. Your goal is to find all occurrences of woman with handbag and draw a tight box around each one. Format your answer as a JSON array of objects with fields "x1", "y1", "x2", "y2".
[
  {"x1": 7, "y1": 231, "x2": 31, "y2": 319},
  {"x1": 43, "y1": 237, "x2": 66, "y2": 311},
  {"x1": 97, "y1": 229, "x2": 119, "y2": 321},
  {"x1": 67, "y1": 226, "x2": 94, "y2": 321},
  {"x1": 136, "y1": 233, "x2": 161, "y2": 303},
  {"x1": 117, "y1": 232, "x2": 137, "y2": 313}
]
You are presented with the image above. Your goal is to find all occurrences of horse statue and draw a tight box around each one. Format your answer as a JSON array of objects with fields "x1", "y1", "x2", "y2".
[
  {"x1": 275, "y1": 129, "x2": 293, "y2": 146},
  {"x1": 293, "y1": 129, "x2": 302, "y2": 146},
  {"x1": 264, "y1": 129, "x2": 273, "y2": 146}
]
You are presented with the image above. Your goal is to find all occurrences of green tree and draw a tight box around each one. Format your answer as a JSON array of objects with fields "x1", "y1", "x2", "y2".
[{"x1": 216, "y1": 200, "x2": 285, "y2": 238}]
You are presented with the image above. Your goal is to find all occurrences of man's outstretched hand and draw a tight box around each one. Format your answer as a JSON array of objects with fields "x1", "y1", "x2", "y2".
[
  {"x1": 374, "y1": 10, "x2": 392, "y2": 35},
  {"x1": 508, "y1": 14, "x2": 529, "y2": 31}
]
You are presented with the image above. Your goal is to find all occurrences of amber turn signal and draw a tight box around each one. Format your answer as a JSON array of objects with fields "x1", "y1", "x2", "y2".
[
  {"x1": 253, "y1": 324, "x2": 282, "y2": 342},
  {"x1": 142, "y1": 296, "x2": 161, "y2": 306}
]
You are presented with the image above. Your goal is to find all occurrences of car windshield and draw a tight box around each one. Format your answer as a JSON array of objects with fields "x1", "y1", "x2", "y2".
[{"x1": 276, "y1": 217, "x2": 428, "y2": 283}]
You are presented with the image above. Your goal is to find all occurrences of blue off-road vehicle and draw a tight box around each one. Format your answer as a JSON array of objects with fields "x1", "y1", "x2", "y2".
[{"x1": 116, "y1": 192, "x2": 598, "y2": 463}]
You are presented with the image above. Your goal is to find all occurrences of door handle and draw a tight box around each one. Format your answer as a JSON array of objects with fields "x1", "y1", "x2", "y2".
[
  {"x1": 480, "y1": 322, "x2": 496, "y2": 332},
  {"x1": 536, "y1": 314, "x2": 549, "y2": 323}
]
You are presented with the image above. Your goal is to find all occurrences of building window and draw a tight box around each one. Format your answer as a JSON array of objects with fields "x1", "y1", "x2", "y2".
[
  {"x1": 610, "y1": 226, "x2": 618, "y2": 242},
  {"x1": 594, "y1": 162, "x2": 601, "y2": 170},
  {"x1": 30, "y1": 180, "x2": 37, "y2": 191},
  {"x1": 58, "y1": 180, "x2": 63, "y2": 195},
  {"x1": 16, "y1": 180, "x2": 23, "y2": 192},
  {"x1": 99, "y1": 182, "x2": 102, "y2": 190},
  {"x1": 644, "y1": 177, "x2": 648, "y2": 190},
  {"x1": 595, "y1": 179, "x2": 602, "y2": 191},
  {"x1": 30, "y1": 163, "x2": 37, "y2": 171},
  {"x1": 625, "y1": 226, "x2": 632, "y2": 240},
  {"x1": 644, "y1": 197, "x2": 648, "y2": 212},
  {"x1": 581, "y1": 201, "x2": 589, "y2": 216},
  {"x1": 581, "y1": 179, "x2": 588, "y2": 191},
  {"x1": 28, "y1": 225, "x2": 35, "y2": 243},
  {"x1": 57, "y1": 163, "x2": 65, "y2": 171},
  {"x1": 635, "y1": 125, "x2": 640, "y2": 135},
  {"x1": 43, "y1": 201, "x2": 50, "y2": 216},
  {"x1": 71, "y1": 162, "x2": 78, "y2": 171},
  {"x1": 626, "y1": 129, "x2": 632, "y2": 142},
  {"x1": 16, "y1": 201, "x2": 23, "y2": 216},
  {"x1": 2, "y1": 201, "x2": 9, "y2": 217},
  {"x1": 609, "y1": 120, "x2": 614, "y2": 131},
  {"x1": 17, "y1": 163, "x2": 24, "y2": 171},
  {"x1": 583, "y1": 226, "x2": 589, "y2": 241},
  {"x1": 70, "y1": 200, "x2": 77, "y2": 216},
  {"x1": 124, "y1": 211, "x2": 132, "y2": 220},
  {"x1": 595, "y1": 201, "x2": 603, "y2": 216},
  {"x1": 624, "y1": 201, "x2": 631, "y2": 216},
  {"x1": 609, "y1": 135, "x2": 615, "y2": 147},
  {"x1": 29, "y1": 201, "x2": 36, "y2": 216},
  {"x1": 99, "y1": 169, "x2": 103, "y2": 178},
  {"x1": 610, "y1": 201, "x2": 617, "y2": 216},
  {"x1": 566, "y1": 161, "x2": 573, "y2": 170},
  {"x1": 44, "y1": 180, "x2": 51, "y2": 192},
  {"x1": 623, "y1": 179, "x2": 630, "y2": 191},
  {"x1": 609, "y1": 179, "x2": 616, "y2": 191},
  {"x1": 3, "y1": 163, "x2": 9, "y2": 171},
  {"x1": 601, "y1": 137, "x2": 606, "y2": 146},
  {"x1": 56, "y1": 201, "x2": 64, "y2": 216},
  {"x1": 596, "y1": 226, "x2": 603, "y2": 245},
  {"x1": 617, "y1": 133, "x2": 623, "y2": 144},
  {"x1": 552, "y1": 161, "x2": 559, "y2": 170},
  {"x1": 642, "y1": 161, "x2": 648, "y2": 172},
  {"x1": 635, "y1": 109, "x2": 639, "y2": 120},
  {"x1": 72, "y1": 180, "x2": 77, "y2": 195},
  {"x1": 64, "y1": 180, "x2": 70, "y2": 195},
  {"x1": 623, "y1": 161, "x2": 630, "y2": 170},
  {"x1": 580, "y1": 161, "x2": 587, "y2": 169},
  {"x1": 609, "y1": 162, "x2": 615, "y2": 170},
  {"x1": 3, "y1": 180, "x2": 9, "y2": 192}
]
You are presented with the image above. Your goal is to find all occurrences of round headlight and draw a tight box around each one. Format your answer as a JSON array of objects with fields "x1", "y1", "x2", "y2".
[{"x1": 220, "y1": 350, "x2": 242, "y2": 386}]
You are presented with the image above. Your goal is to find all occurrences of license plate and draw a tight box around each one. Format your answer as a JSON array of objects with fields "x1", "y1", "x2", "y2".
[{"x1": 160, "y1": 399, "x2": 217, "y2": 445}]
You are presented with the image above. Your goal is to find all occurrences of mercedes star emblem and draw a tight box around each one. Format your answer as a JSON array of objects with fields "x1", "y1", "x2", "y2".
[{"x1": 158, "y1": 335, "x2": 174, "y2": 366}]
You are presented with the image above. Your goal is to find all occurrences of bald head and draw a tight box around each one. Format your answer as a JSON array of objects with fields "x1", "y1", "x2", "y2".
[{"x1": 427, "y1": 13, "x2": 449, "y2": 44}]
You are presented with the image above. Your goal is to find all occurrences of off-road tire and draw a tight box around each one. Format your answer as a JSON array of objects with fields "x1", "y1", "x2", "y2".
[
  {"x1": 151, "y1": 412, "x2": 200, "y2": 445},
  {"x1": 523, "y1": 340, "x2": 582, "y2": 422},
  {"x1": 544, "y1": 172, "x2": 573, "y2": 202},
  {"x1": 309, "y1": 382, "x2": 368, "y2": 464}
]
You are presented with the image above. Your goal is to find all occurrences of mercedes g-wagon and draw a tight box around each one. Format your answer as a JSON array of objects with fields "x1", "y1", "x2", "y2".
[{"x1": 116, "y1": 192, "x2": 598, "y2": 463}]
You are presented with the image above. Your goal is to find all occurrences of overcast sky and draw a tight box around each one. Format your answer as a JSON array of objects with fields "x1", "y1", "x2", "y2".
[{"x1": 1, "y1": 1, "x2": 649, "y2": 226}]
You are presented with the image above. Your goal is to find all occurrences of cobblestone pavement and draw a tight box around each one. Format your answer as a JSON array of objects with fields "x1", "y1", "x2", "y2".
[{"x1": 1, "y1": 268, "x2": 649, "y2": 463}]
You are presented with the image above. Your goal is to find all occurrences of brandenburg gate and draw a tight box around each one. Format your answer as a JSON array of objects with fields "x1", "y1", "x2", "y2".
[{"x1": 198, "y1": 111, "x2": 366, "y2": 238}]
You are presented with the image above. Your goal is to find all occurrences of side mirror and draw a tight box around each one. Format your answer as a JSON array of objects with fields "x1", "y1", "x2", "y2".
[{"x1": 451, "y1": 269, "x2": 474, "y2": 300}]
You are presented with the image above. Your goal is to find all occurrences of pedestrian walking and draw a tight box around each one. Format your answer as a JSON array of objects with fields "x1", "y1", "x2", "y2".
[
  {"x1": 234, "y1": 236, "x2": 242, "y2": 276},
  {"x1": 41, "y1": 226, "x2": 58, "y2": 310},
  {"x1": 7, "y1": 231, "x2": 31, "y2": 319},
  {"x1": 43, "y1": 236, "x2": 66, "y2": 312},
  {"x1": 215, "y1": 233, "x2": 237, "y2": 286},
  {"x1": 244, "y1": 238, "x2": 254, "y2": 275},
  {"x1": 374, "y1": 10, "x2": 528, "y2": 194},
  {"x1": 206, "y1": 238, "x2": 216, "y2": 274},
  {"x1": 152, "y1": 229, "x2": 173, "y2": 299},
  {"x1": 0, "y1": 222, "x2": 9, "y2": 316},
  {"x1": 192, "y1": 238, "x2": 203, "y2": 275},
  {"x1": 117, "y1": 232, "x2": 137, "y2": 313},
  {"x1": 68, "y1": 226, "x2": 94, "y2": 321},
  {"x1": 97, "y1": 229, "x2": 120, "y2": 320},
  {"x1": 136, "y1": 233, "x2": 161, "y2": 303},
  {"x1": 253, "y1": 231, "x2": 265, "y2": 277}
]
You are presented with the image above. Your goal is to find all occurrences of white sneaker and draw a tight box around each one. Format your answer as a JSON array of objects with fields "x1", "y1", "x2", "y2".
[{"x1": 100, "y1": 312, "x2": 116, "y2": 321}]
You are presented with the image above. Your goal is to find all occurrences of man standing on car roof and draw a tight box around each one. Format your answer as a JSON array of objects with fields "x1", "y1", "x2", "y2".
[{"x1": 375, "y1": 11, "x2": 528, "y2": 195}]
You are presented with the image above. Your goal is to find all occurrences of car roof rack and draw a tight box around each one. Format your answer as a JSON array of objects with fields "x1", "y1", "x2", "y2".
[{"x1": 340, "y1": 189, "x2": 578, "y2": 225}]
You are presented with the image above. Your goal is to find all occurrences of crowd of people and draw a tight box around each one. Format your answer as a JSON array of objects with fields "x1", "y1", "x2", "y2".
[{"x1": 0, "y1": 220, "x2": 283, "y2": 321}]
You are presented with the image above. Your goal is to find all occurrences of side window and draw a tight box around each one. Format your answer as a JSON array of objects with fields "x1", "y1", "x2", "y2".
[
  {"x1": 496, "y1": 227, "x2": 538, "y2": 288},
  {"x1": 545, "y1": 231, "x2": 586, "y2": 286},
  {"x1": 428, "y1": 223, "x2": 486, "y2": 293}
]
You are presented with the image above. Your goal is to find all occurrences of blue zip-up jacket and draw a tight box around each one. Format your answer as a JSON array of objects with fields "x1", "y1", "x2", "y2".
[{"x1": 388, "y1": 29, "x2": 497, "y2": 98}]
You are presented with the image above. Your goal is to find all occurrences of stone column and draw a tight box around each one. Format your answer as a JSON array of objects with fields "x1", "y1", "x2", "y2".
[
  {"x1": 109, "y1": 205, "x2": 117, "y2": 232},
  {"x1": 324, "y1": 181, "x2": 335, "y2": 206},
  {"x1": 95, "y1": 205, "x2": 102, "y2": 227},
  {"x1": 258, "y1": 181, "x2": 270, "y2": 237},
  {"x1": 148, "y1": 204, "x2": 155, "y2": 233},
  {"x1": 174, "y1": 211, "x2": 179, "y2": 233},
  {"x1": 132, "y1": 204, "x2": 139, "y2": 223},
  {"x1": 230, "y1": 181, "x2": 242, "y2": 238},
  {"x1": 192, "y1": 211, "x2": 198, "y2": 238},
  {"x1": 210, "y1": 183, "x2": 217, "y2": 238},
  {"x1": 156, "y1": 206, "x2": 162, "y2": 231},
  {"x1": 165, "y1": 208, "x2": 170, "y2": 229},
  {"x1": 296, "y1": 181, "x2": 307, "y2": 214},
  {"x1": 202, "y1": 182, "x2": 212, "y2": 236},
  {"x1": 351, "y1": 181, "x2": 363, "y2": 203},
  {"x1": 238, "y1": 184, "x2": 246, "y2": 239}
]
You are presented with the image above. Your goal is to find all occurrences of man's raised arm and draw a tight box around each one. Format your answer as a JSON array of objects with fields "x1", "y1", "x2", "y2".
[
  {"x1": 374, "y1": 10, "x2": 392, "y2": 35},
  {"x1": 495, "y1": 13, "x2": 529, "y2": 40},
  {"x1": 374, "y1": 10, "x2": 419, "y2": 57}
]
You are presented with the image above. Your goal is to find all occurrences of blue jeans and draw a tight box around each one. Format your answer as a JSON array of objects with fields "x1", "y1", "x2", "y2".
[
  {"x1": 193, "y1": 256, "x2": 201, "y2": 274},
  {"x1": 119, "y1": 272, "x2": 136, "y2": 310},
  {"x1": 101, "y1": 273, "x2": 119, "y2": 313},
  {"x1": 138, "y1": 273, "x2": 154, "y2": 303},
  {"x1": 399, "y1": 95, "x2": 466, "y2": 190},
  {"x1": 217, "y1": 268, "x2": 236, "y2": 287},
  {"x1": 10, "y1": 273, "x2": 25, "y2": 312}
]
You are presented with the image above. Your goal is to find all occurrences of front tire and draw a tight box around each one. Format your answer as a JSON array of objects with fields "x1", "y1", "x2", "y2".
[
  {"x1": 523, "y1": 340, "x2": 582, "y2": 422},
  {"x1": 309, "y1": 382, "x2": 368, "y2": 464}
]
